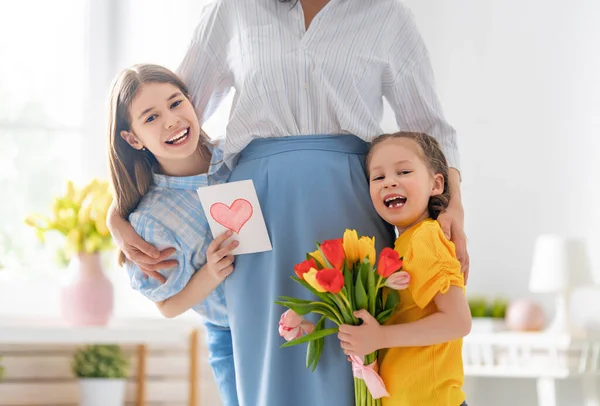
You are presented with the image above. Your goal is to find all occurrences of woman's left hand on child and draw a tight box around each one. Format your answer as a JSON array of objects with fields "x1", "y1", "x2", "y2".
[
  {"x1": 338, "y1": 310, "x2": 383, "y2": 357},
  {"x1": 437, "y1": 200, "x2": 470, "y2": 283}
]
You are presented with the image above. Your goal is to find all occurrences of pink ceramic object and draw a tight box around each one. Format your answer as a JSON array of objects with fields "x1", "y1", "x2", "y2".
[
  {"x1": 505, "y1": 299, "x2": 545, "y2": 332},
  {"x1": 60, "y1": 253, "x2": 114, "y2": 326}
]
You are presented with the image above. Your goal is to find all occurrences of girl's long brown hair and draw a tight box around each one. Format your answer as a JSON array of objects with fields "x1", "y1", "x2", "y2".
[
  {"x1": 366, "y1": 131, "x2": 451, "y2": 220},
  {"x1": 107, "y1": 64, "x2": 210, "y2": 264}
]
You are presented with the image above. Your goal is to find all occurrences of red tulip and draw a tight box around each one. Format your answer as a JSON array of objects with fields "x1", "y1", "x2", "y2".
[
  {"x1": 377, "y1": 248, "x2": 403, "y2": 278},
  {"x1": 294, "y1": 258, "x2": 317, "y2": 279},
  {"x1": 315, "y1": 268, "x2": 345, "y2": 294},
  {"x1": 320, "y1": 239, "x2": 346, "y2": 269}
]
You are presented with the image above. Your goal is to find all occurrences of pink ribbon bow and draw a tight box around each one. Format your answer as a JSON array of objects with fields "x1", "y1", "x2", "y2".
[{"x1": 349, "y1": 355, "x2": 390, "y2": 399}]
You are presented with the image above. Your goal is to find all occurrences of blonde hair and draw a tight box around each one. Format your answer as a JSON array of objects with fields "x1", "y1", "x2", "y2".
[
  {"x1": 107, "y1": 64, "x2": 210, "y2": 264},
  {"x1": 366, "y1": 131, "x2": 451, "y2": 220}
]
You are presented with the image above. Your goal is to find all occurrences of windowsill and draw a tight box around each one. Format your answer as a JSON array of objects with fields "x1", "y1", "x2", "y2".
[{"x1": 0, "y1": 266, "x2": 198, "y2": 322}]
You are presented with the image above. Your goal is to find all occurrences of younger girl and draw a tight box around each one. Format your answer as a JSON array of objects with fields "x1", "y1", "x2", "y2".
[
  {"x1": 338, "y1": 132, "x2": 471, "y2": 406},
  {"x1": 107, "y1": 64, "x2": 238, "y2": 406}
]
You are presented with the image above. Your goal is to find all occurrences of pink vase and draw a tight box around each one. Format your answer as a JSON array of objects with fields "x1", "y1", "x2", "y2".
[{"x1": 59, "y1": 253, "x2": 114, "y2": 326}]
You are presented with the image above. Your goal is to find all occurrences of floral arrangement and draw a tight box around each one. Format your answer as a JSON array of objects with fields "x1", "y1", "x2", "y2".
[
  {"x1": 25, "y1": 179, "x2": 113, "y2": 260},
  {"x1": 276, "y1": 229, "x2": 410, "y2": 405},
  {"x1": 72, "y1": 345, "x2": 129, "y2": 379}
]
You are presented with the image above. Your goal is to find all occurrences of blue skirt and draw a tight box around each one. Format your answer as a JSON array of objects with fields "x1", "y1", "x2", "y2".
[{"x1": 225, "y1": 135, "x2": 395, "y2": 406}]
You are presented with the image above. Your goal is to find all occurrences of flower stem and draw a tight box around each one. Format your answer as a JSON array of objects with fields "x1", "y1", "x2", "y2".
[
  {"x1": 312, "y1": 310, "x2": 341, "y2": 326},
  {"x1": 339, "y1": 291, "x2": 359, "y2": 324},
  {"x1": 332, "y1": 294, "x2": 354, "y2": 324},
  {"x1": 320, "y1": 302, "x2": 344, "y2": 325}
]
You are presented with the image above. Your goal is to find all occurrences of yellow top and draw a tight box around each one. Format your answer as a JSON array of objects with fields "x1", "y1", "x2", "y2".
[{"x1": 379, "y1": 219, "x2": 466, "y2": 406}]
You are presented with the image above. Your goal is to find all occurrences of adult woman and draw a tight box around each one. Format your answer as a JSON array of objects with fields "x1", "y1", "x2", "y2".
[{"x1": 108, "y1": 1, "x2": 469, "y2": 405}]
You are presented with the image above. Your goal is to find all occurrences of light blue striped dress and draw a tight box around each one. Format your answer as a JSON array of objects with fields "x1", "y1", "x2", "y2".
[{"x1": 125, "y1": 145, "x2": 238, "y2": 406}]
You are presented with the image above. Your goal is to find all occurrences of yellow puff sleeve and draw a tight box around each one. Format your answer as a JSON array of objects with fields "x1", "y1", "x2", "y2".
[{"x1": 404, "y1": 223, "x2": 464, "y2": 309}]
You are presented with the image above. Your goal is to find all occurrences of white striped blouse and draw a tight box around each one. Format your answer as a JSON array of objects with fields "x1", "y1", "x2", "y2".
[{"x1": 177, "y1": 0, "x2": 460, "y2": 169}]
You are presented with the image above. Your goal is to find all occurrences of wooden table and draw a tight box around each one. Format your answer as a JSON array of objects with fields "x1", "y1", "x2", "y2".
[{"x1": 0, "y1": 316, "x2": 201, "y2": 406}]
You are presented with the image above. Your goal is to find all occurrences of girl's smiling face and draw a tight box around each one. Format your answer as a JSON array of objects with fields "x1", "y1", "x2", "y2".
[
  {"x1": 368, "y1": 138, "x2": 444, "y2": 231},
  {"x1": 120, "y1": 82, "x2": 201, "y2": 175}
]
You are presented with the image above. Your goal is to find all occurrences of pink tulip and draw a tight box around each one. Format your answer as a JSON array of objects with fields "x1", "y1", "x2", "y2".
[
  {"x1": 385, "y1": 271, "x2": 411, "y2": 290},
  {"x1": 301, "y1": 320, "x2": 315, "y2": 335},
  {"x1": 278, "y1": 309, "x2": 315, "y2": 341}
]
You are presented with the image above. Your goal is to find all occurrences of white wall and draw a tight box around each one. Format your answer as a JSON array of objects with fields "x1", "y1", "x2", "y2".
[
  {"x1": 391, "y1": 0, "x2": 600, "y2": 310},
  {"x1": 386, "y1": 1, "x2": 600, "y2": 404}
]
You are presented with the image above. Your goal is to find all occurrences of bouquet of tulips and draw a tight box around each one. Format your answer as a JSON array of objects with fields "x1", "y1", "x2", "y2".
[
  {"x1": 25, "y1": 179, "x2": 114, "y2": 260},
  {"x1": 276, "y1": 229, "x2": 410, "y2": 405}
]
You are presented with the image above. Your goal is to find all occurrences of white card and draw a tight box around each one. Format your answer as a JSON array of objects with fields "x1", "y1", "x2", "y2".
[{"x1": 197, "y1": 180, "x2": 272, "y2": 255}]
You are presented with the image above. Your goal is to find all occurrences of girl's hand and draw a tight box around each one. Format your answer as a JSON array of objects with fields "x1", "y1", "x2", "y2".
[
  {"x1": 205, "y1": 230, "x2": 238, "y2": 281},
  {"x1": 338, "y1": 310, "x2": 383, "y2": 357},
  {"x1": 107, "y1": 206, "x2": 176, "y2": 283},
  {"x1": 437, "y1": 200, "x2": 470, "y2": 284}
]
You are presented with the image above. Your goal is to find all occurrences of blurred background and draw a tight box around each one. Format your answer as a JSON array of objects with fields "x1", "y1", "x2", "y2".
[{"x1": 0, "y1": 0, "x2": 599, "y2": 405}]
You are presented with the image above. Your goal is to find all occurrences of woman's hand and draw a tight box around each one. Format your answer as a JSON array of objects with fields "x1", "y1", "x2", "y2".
[
  {"x1": 205, "y1": 230, "x2": 238, "y2": 281},
  {"x1": 437, "y1": 169, "x2": 470, "y2": 283},
  {"x1": 107, "y1": 203, "x2": 177, "y2": 283}
]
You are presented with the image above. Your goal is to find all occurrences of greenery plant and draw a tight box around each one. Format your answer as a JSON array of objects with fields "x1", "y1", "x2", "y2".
[
  {"x1": 72, "y1": 345, "x2": 129, "y2": 379},
  {"x1": 468, "y1": 297, "x2": 508, "y2": 319}
]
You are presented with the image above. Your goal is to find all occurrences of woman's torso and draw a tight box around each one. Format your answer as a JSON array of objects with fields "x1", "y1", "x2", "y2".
[{"x1": 181, "y1": 0, "x2": 425, "y2": 161}]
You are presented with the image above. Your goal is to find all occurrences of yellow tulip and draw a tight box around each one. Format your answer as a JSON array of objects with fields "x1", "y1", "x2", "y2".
[
  {"x1": 65, "y1": 180, "x2": 75, "y2": 201},
  {"x1": 24, "y1": 214, "x2": 45, "y2": 228},
  {"x1": 303, "y1": 268, "x2": 327, "y2": 293},
  {"x1": 358, "y1": 236, "x2": 376, "y2": 265},
  {"x1": 74, "y1": 179, "x2": 97, "y2": 206},
  {"x1": 95, "y1": 216, "x2": 109, "y2": 237},
  {"x1": 309, "y1": 249, "x2": 326, "y2": 268},
  {"x1": 93, "y1": 194, "x2": 112, "y2": 236},
  {"x1": 84, "y1": 233, "x2": 103, "y2": 253},
  {"x1": 66, "y1": 228, "x2": 82, "y2": 254},
  {"x1": 342, "y1": 229, "x2": 360, "y2": 264},
  {"x1": 78, "y1": 201, "x2": 93, "y2": 224},
  {"x1": 52, "y1": 197, "x2": 63, "y2": 216}
]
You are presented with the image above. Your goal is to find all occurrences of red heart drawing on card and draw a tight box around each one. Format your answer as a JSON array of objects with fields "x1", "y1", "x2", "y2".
[{"x1": 210, "y1": 199, "x2": 254, "y2": 234}]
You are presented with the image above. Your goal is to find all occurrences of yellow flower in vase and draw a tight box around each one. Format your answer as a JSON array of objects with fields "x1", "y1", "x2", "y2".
[{"x1": 25, "y1": 178, "x2": 114, "y2": 260}]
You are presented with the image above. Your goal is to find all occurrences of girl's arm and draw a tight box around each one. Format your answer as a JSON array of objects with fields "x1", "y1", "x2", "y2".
[
  {"x1": 379, "y1": 286, "x2": 471, "y2": 348},
  {"x1": 155, "y1": 231, "x2": 237, "y2": 318},
  {"x1": 338, "y1": 287, "x2": 471, "y2": 356}
]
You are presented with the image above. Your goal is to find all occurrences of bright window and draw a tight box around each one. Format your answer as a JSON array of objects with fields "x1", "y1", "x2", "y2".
[
  {"x1": 0, "y1": 0, "x2": 231, "y2": 317},
  {"x1": 0, "y1": 0, "x2": 86, "y2": 271}
]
